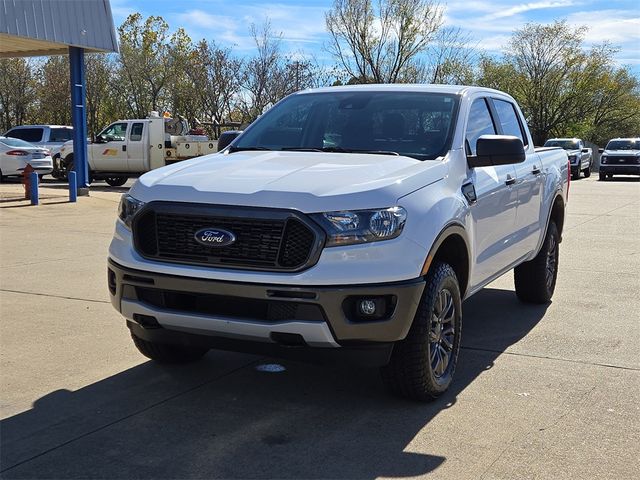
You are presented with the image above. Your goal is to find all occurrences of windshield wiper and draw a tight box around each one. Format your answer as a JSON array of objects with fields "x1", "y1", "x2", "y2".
[
  {"x1": 320, "y1": 147, "x2": 400, "y2": 156},
  {"x1": 228, "y1": 146, "x2": 273, "y2": 153},
  {"x1": 281, "y1": 147, "x2": 323, "y2": 152}
]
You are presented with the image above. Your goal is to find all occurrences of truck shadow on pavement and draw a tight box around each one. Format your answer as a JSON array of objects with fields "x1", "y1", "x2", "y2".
[{"x1": 1, "y1": 287, "x2": 548, "y2": 479}]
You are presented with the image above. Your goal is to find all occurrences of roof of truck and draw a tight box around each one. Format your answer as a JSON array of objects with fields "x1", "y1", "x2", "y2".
[{"x1": 296, "y1": 84, "x2": 507, "y2": 96}]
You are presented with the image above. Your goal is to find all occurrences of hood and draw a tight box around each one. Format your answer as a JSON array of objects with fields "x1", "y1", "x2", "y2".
[
  {"x1": 603, "y1": 149, "x2": 640, "y2": 156},
  {"x1": 131, "y1": 151, "x2": 447, "y2": 212}
]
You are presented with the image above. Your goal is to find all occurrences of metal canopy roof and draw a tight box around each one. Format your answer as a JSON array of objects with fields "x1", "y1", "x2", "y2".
[{"x1": 0, "y1": 0, "x2": 118, "y2": 57}]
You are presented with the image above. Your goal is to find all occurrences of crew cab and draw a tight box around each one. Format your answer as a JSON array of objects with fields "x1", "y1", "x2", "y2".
[
  {"x1": 58, "y1": 114, "x2": 218, "y2": 186},
  {"x1": 598, "y1": 138, "x2": 640, "y2": 181},
  {"x1": 544, "y1": 138, "x2": 592, "y2": 179},
  {"x1": 108, "y1": 85, "x2": 568, "y2": 401}
]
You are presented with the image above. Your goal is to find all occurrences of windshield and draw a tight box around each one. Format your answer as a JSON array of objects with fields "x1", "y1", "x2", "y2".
[
  {"x1": 0, "y1": 137, "x2": 37, "y2": 148},
  {"x1": 606, "y1": 140, "x2": 640, "y2": 150},
  {"x1": 544, "y1": 139, "x2": 579, "y2": 150},
  {"x1": 232, "y1": 91, "x2": 460, "y2": 160}
]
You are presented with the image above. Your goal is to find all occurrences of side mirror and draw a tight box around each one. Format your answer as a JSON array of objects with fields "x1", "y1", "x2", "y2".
[
  {"x1": 582, "y1": 148, "x2": 589, "y2": 153},
  {"x1": 217, "y1": 130, "x2": 243, "y2": 152},
  {"x1": 598, "y1": 148, "x2": 604, "y2": 153},
  {"x1": 467, "y1": 135, "x2": 526, "y2": 168},
  {"x1": 94, "y1": 135, "x2": 106, "y2": 144}
]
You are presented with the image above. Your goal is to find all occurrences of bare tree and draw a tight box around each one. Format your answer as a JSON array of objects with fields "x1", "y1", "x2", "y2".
[{"x1": 325, "y1": 0, "x2": 444, "y2": 83}]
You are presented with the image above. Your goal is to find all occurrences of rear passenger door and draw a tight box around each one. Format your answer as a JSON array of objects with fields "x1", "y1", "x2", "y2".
[
  {"x1": 465, "y1": 97, "x2": 519, "y2": 288},
  {"x1": 491, "y1": 97, "x2": 542, "y2": 257},
  {"x1": 126, "y1": 122, "x2": 147, "y2": 172}
]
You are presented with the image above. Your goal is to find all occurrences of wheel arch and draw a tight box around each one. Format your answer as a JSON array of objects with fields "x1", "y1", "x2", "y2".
[{"x1": 421, "y1": 223, "x2": 471, "y2": 299}]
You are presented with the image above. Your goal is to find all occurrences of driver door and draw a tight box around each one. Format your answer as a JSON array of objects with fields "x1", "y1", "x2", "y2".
[{"x1": 90, "y1": 122, "x2": 129, "y2": 171}]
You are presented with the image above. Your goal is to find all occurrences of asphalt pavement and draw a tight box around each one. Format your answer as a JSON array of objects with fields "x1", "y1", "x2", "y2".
[{"x1": 0, "y1": 175, "x2": 638, "y2": 479}]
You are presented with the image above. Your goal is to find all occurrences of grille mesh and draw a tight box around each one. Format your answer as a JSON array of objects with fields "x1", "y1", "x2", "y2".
[{"x1": 133, "y1": 205, "x2": 320, "y2": 271}]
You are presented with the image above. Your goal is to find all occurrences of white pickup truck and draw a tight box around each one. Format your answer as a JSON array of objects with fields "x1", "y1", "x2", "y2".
[
  {"x1": 57, "y1": 114, "x2": 217, "y2": 186},
  {"x1": 108, "y1": 85, "x2": 569, "y2": 401},
  {"x1": 543, "y1": 137, "x2": 592, "y2": 180}
]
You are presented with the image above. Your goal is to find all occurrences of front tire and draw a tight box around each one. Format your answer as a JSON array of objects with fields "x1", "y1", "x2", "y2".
[
  {"x1": 105, "y1": 176, "x2": 128, "y2": 187},
  {"x1": 572, "y1": 169, "x2": 580, "y2": 180},
  {"x1": 381, "y1": 262, "x2": 462, "y2": 401},
  {"x1": 131, "y1": 333, "x2": 209, "y2": 363},
  {"x1": 514, "y1": 221, "x2": 559, "y2": 304},
  {"x1": 599, "y1": 172, "x2": 606, "y2": 181},
  {"x1": 583, "y1": 166, "x2": 591, "y2": 178}
]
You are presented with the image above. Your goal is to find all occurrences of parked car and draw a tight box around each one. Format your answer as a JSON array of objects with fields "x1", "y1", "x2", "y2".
[
  {"x1": 107, "y1": 85, "x2": 569, "y2": 401},
  {"x1": 0, "y1": 136, "x2": 53, "y2": 180},
  {"x1": 598, "y1": 138, "x2": 640, "y2": 181},
  {"x1": 543, "y1": 138, "x2": 592, "y2": 179},
  {"x1": 57, "y1": 113, "x2": 217, "y2": 186}
]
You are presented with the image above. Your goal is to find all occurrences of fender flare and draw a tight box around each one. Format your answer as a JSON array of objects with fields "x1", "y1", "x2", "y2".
[
  {"x1": 532, "y1": 191, "x2": 565, "y2": 258},
  {"x1": 421, "y1": 222, "x2": 471, "y2": 297}
]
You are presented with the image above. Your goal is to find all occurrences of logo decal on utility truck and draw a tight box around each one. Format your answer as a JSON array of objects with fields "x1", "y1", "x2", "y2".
[{"x1": 194, "y1": 228, "x2": 236, "y2": 247}]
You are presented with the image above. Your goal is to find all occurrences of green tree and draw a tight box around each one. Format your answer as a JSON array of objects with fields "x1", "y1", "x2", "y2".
[
  {"x1": 0, "y1": 58, "x2": 35, "y2": 131},
  {"x1": 116, "y1": 13, "x2": 172, "y2": 117},
  {"x1": 476, "y1": 21, "x2": 639, "y2": 145},
  {"x1": 33, "y1": 56, "x2": 71, "y2": 126}
]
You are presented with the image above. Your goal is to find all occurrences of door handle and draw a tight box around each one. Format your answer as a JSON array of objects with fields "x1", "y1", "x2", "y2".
[
  {"x1": 505, "y1": 175, "x2": 516, "y2": 186},
  {"x1": 122, "y1": 145, "x2": 127, "y2": 152},
  {"x1": 532, "y1": 166, "x2": 541, "y2": 175}
]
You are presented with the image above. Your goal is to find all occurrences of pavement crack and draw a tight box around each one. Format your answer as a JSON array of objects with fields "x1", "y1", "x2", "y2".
[
  {"x1": 537, "y1": 386, "x2": 597, "y2": 433},
  {"x1": 0, "y1": 358, "x2": 263, "y2": 474},
  {"x1": 0, "y1": 288, "x2": 110, "y2": 304},
  {"x1": 461, "y1": 346, "x2": 640, "y2": 371}
]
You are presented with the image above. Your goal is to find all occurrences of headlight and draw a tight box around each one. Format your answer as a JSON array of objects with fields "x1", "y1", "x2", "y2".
[
  {"x1": 311, "y1": 207, "x2": 407, "y2": 247},
  {"x1": 600, "y1": 155, "x2": 607, "y2": 164},
  {"x1": 118, "y1": 194, "x2": 145, "y2": 228},
  {"x1": 568, "y1": 155, "x2": 576, "y2": 161}
]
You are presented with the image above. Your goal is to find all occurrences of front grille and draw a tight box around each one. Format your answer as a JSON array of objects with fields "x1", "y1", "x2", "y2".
[
  {"x1": 135, "y1": 287, "x2": 325, "y2": 323},
  {"x1": 133, "y1": 203, "x2": 324, "y2": 271},
  {"x1": 604, "y1": 155, "x2": 638, "y2": 165}
]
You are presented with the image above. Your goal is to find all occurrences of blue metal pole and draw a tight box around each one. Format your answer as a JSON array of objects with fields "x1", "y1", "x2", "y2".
[
  {"x1": 69, "y1": 46, "x2": 89, "y2": 192},
  {"x1": 68, "y1": 171, "x2": 77, "y2": 202},
  {"x1": 29, "y1": 172, "x2": 39, "y2": 205}
]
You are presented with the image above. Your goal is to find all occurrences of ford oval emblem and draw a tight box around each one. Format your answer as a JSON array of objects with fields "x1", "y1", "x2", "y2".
[{"x1": 194, "y1": 228, "x2": 236, "y2": 247}]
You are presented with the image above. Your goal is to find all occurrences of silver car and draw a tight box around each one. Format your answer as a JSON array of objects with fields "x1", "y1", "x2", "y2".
[{"x1": 0, "y1": 136, "x2": 53, "y2": 180}]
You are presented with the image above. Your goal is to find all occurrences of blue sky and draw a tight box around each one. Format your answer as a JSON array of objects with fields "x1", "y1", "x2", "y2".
[{"x1": 110, "y1": 0, "x2": 640, "y2": 73}]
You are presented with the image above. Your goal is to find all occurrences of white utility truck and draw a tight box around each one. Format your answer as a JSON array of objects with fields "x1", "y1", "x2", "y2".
[
  {"x1": 57, "y1": 113, "x2": 217, "y2": 186},
  {"x1": 108, "y1": 85, "x2": 569, "y2": 401}
]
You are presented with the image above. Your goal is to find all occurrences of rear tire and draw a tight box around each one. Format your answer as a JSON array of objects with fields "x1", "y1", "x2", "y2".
[
  {"x1": 514, "y1": 221, "x2": 559, "y2": 304},
  {"x1": 381, "y1": 261, "x2": 462, "y2": 401},
  {"x1": 105, "y1": 176, "x2": 128, "y2": 187},
  {"x1": 131, "y1": 332, "x2": 209, "y2": 363}
]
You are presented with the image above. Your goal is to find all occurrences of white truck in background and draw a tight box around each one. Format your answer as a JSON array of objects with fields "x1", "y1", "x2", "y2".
[
  {"x1": 57, "y1": 113, "x2": 218, "y2": 186},
  {"x1": 543, "y1": 138, "x2": 592, "y2": 180}
]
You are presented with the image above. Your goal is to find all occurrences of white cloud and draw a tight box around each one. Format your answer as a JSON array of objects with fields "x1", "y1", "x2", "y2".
[{"x1": 489, "y1": 0, "x2": 578, "y2": 19}]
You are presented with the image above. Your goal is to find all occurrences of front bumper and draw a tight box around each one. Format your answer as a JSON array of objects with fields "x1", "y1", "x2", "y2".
[
  {"x1": 599, "y1": 164, "x2": 640, "y2": 175},
  {"x1": 108, "y1": 259, "x2": 425, "y2": 359}
]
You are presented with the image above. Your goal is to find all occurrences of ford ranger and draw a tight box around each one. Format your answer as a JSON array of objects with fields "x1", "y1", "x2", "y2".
[{"x1": 108, "y1": 85, "x2": 569, "y2": 401}]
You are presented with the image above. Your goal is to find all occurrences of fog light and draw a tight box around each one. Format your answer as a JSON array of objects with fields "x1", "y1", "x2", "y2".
[{"x1": 359, "y1": 299, "x2": 377, "y2": 315}]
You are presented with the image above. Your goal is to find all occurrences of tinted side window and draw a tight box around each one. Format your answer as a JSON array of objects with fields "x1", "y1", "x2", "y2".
[
  {"x1": 493, "y1": 99, "x2": 527, "y2": 146},
  {"x1": 465, "y1": 99, "x2": 496, "y2": 155},
  {"x1": 50, "y1": 128, "x2": 73, "y2": 142},
  {"x1": 130, "y1": 123, "x2": 143, "y2": 141},
  {"x1": 6, "y1": 127, "x2": 43, "y2": 142}
]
